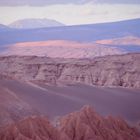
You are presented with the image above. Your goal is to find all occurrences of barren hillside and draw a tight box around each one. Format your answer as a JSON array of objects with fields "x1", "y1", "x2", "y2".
[
  {"x1": 0, "y1": 53, "x2": 140, "y2": 88},
  {"x1": 0, "y1": 106, "x2": 140, "y2": 140}
]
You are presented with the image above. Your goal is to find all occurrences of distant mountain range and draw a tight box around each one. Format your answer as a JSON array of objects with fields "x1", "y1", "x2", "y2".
[
  {"x1": 0, "y1": 24, "x2": 10, "y2": 31},
  {"x1": 0, "y1": 18, "x2": 140, "y2": 44},
  {"x1": 0, "y1": 24, "x2": 8, "y2": 29},
  {"x1": 0, "y1": 18, "x2": 140, "y2": 57},
  {"x1": 8, "y1": 18, "x2": 65, "y2": 29}
]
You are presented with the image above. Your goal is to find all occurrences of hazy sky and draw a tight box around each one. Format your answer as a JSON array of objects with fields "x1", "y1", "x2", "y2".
[{"x1": 0, "y1": 0, "x2": 140, "y2": 25}]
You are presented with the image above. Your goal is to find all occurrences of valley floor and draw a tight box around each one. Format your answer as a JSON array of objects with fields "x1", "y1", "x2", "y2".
[{"x1": 0, "y1": 79, "x2": 140, "y2": 124}]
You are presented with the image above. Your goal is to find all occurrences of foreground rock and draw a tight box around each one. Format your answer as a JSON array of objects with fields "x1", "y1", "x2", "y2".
[
  {"x1": 0, "y1": 53, "x2": 140, "y2": 88},
  {"x1": 0, "y1": 106, "x2": 140, "y2": 140},
  {"x1": 59, "y1": 106, "x2": 140, "y2": 140},
  {"x1": 0, "y1": 117, "x2": 69, "y2": 140}
]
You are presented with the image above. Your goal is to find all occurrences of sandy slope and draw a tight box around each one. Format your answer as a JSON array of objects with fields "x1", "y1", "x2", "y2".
[{"x1": 0, "y1": 79, "x2": 140, "y2": 125}]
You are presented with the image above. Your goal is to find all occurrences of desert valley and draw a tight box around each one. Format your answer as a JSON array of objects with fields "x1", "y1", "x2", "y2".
[
  {"x1": 0, "y1": 53, "x2": 140, "y2": 140},
  {"x1": 0, "y1": 2, "x2": 140, "y2": 139}
]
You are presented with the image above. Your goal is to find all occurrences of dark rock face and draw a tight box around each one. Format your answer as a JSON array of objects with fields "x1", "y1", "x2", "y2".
[
  {"x1": 0, "y1": 53, "x2": 140, "y2": 88},
  {"x1": 0, "y1": 106, "x2": 140, "y2": 140}
]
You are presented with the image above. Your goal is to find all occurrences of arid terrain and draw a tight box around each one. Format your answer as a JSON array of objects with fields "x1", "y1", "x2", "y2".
[
  {"x1": 0, "y1": 1, "x2": 140, "y2": 139},
  {"x1": 0, "y1": 53, "x2": 140, "y2": 88},
  {"x1": 1, "y1": 106, "x2": 140, "y2": 140},
  {"x1": 0, "y1": 53, "x2": 140, "y2": 139},
  {"x1": 2, "y1": 40, "x2": 124, "y2": 58},
  {"x1": 0, "y1": 19, "x2": 140, "y2": 140}
]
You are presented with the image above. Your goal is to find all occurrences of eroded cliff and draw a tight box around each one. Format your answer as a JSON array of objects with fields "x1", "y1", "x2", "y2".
[{"x1": 0, "y1": 53, "x2": 139, "y2": 88}]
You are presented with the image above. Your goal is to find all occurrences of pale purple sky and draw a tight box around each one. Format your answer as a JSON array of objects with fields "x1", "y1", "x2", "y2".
[
  {"x1": 0, "y1": 0, "x2": 140, "y2": 25},
  {"x1": 0, "y1": 0, "x2": 140, "y2": 6}
]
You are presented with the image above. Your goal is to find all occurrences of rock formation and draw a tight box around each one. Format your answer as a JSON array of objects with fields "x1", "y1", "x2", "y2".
[
  {"x1": 0, "y1": 116, "x2": 70, "y2": 140},
  {"x1": 59, "y1": 106, "x2": 140, "y2": 140},
  {"x1": 0, "y1": 53, "x2": 139, "y2": 88},
  {"x1": 0, "y1": 106, "x2": 140, "y2": 140}
]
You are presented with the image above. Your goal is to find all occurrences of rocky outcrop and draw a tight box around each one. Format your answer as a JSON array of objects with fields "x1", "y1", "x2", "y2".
[
  {"x1": 0, "y1": 116, "x2": 70, "y2": 140},
  {"x1": 59, "y1": 106, "x2": 140, "y2": 140},
  {"x1": 0, "y1": 106, "x2": 140, "y2": 140},
  {"x1": 0, "y1": 53, "x2": 140, "y2": 88}
]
